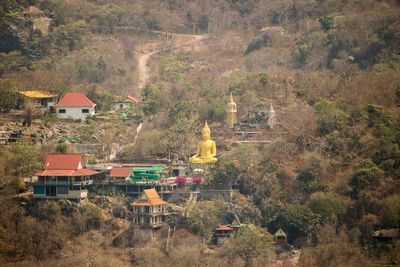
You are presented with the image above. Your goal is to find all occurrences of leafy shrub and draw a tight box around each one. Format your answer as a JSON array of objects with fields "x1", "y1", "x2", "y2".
[
  {"x1": 80, "y1": 204, "x2": 102, "y2": 230},
  {"x1": 319, "y1": 13, "x2": 336, "y2": 32},
  {"x1": 307, "y1": 192, "x2": 347, "y2": 222},
  {"x1": 175, "y1": 176, "x2": 187, "y2": 185},
  {"x1": 269, "y1": 205, "x2": 321, "y2": 241},
  {"x1": 55, "y1": 143, "x2": 67, "y2": 154},
  {"x1": 244, "y1": 34, "x2": 272, "y2": 55},
  {"x1": 349, "y1": 159, "x2": 384, "y2": 198},
  {"x1": 192, "y1": 177, "x2": 202, "y2": 185}
]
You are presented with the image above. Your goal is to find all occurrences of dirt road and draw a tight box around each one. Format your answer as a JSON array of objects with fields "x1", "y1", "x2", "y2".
[{"x1": 136, "y1": 33, "x2": 207, "y2": 90}]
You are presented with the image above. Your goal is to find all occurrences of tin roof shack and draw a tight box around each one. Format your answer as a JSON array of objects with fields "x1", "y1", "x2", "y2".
[
  {"x1": 110, "y1": 167, "x2": 131, "y2": 183},
  {"x1": 56, "y1": 92, "x2": 96, "y2": 121},
  {"x1": 33, "y1": 154, "x2": 99, "y2": 200},
  {"x1": 113, "y1": 96, "x2": 140, "y2": 111},
  {"x1": 20, "y1": 91, "x2": 57, "y2": 108},
  {"x1": 214, "y1": 225, "x2": 234, "y2": 245},
  {"x1": 372, "y1": 229, "x2": 400, "y2": 243},
  {"x1": 23, "y1": 6, "x2": 52, "y2": 36},
  {"x1": 131, "y1": 189, "x2": 168, "y2": 242}
]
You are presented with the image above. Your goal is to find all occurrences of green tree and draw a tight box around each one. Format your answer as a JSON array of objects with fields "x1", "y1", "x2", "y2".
[
  {"x1": 211, "y1": 161, "x2": 240, "y2": 185},
  {"x1": 269, "y1": 205, "x2": 321, "y2": 241},
  {"x1": 0, "y1": 79, "x2": 19, "y2": 113},
  {"x1": 229, "y1": 72, "x2": 269, "y2": 96},
  {"x1": 160, "y1": 56, "x2": 185, "y2": 82},
  {"x1": 142, "y1": 82, "x2": 170, "y2": 116},
  {"x1": 185, "y1": 199, "x2": 228, "y2": 242},
  {"x1": 52, "y1": 20, "x2": 88, "y2": 52},
  {"x1": 80, "y1": 204, "x2": 102, "y2": 230},
  {"x1": 55, "y1": 143, "x2": 67, "y2": 154},
  {"x1": 307, "y1": 192, "x2": 347, "y2": 222},
  {"x1": 348, "y1": 158, "x2": 384, "y2": 198},
  {"x1": 319, "y1": 13, "x2": 336, "y2": 32},
  {"x1": 314, "y1": 100, "x2": 349, "y2": 136},
  {"x1": 7, "y1": 139, "x2": 41, "y2": 177},
  {"x1": 381, "y1": 194, "x2": 400, "y2": 228},
  {"x1": 220, "y1": 225, "x2": 275, "y2": 265},
  {"x1": 208, "y1": 98, "x2": 227, "y2": 123},
  {"x1": 293, "y1": 44, "x2": 310, "y2": 68},
  {"x1": 168, "y1": 100, "x2": 197, "y2": 124},
  {"x1": 92, "y1": 4, "x2": 123, "y2": 33}
]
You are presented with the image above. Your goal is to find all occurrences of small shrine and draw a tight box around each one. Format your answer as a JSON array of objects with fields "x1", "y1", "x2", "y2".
[{"x1": 267, "y1": 103, "x2": 276, "y2": 129}]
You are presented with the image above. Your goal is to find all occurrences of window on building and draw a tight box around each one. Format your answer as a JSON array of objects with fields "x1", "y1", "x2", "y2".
[
  {"x1": 82, "y1": 109, "x2": 89, "y2": 113},
  {"x1": 59, "y1": 109, "x2": 66, "y2": 113}
]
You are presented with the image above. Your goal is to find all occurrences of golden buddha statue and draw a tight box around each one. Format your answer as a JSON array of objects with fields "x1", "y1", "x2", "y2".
[
  {"x1": 189, "y1": 122, "x2": 217, "y2": 164},
  {"x1": 227, "y1": 93, "x2": 237, "y2": 127}
]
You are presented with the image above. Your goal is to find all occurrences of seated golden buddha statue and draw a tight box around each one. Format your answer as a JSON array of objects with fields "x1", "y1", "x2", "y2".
[{"x1": 189, "y1": 122, "x2": 217, "y2": 164}]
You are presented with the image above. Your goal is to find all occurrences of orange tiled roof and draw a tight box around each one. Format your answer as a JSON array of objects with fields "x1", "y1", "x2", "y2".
[
  {"x1": 127, "y1": 96, "x2": 140, "y2": 103},
  {"x1": 56, "y1": 92, "x2": 95, "y2": 107},
  {"x1": 131, "y1": 189, "x2": 167, "y2": 206}
]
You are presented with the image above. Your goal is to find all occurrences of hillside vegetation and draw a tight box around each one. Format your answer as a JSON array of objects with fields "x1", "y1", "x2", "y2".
[{"x1": 0, "y1": 0, "x2": 400, "y2": 266}]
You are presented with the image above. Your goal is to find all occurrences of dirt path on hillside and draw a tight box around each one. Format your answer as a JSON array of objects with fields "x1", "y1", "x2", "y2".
[
  {"x1": 109, "y1": 33, "x2": 207, "y2": 160},
  {"x1": 136, "y1": 33, "x2": 207, "y2": 91}
]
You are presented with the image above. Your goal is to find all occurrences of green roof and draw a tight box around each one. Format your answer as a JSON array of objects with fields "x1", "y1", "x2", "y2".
[{"x1": 130, "y1": 166, "x2": 166, "y2": 172}]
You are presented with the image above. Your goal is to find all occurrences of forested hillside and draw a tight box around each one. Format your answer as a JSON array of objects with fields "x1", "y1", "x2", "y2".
[{"x1": 0, "y1": 0, "x2": 400, "y2": 266}]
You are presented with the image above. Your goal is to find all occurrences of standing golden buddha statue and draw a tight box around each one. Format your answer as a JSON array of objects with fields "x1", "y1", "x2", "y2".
[
  {"x1": 227, "y1": 93, "x2": 237, "y2": 128},
  {"x1": 189, "y1": 122, "x2": 217, "y2": 164}
]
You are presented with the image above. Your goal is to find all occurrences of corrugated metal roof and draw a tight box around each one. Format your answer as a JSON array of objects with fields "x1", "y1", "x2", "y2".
[
  {"x1": 131, "y1": 166, "x2": 166, "y2": 172},
  {"x1": 43, "y1": 154, "x2": 82, "y2": 170},
  {"x1": 110, "y1": 167, "x2": 132, "y2": 177},
  {"x1": 20, "y1": 91, "x2": 57, "y2": 98},
  {"x1": 56, "y1": 92, "x2": 95, "y2": 107}
]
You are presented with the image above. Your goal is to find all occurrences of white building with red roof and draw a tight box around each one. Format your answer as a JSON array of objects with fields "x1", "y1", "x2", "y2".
[
  {"x1": 113, "y1": 95, "x2": 140, "y2": 111},
  {"x1": 33, "y1": 154, "x2": 99, "y2": 199},
  {"x1": 56, "y1": 92, "x2": 96, "y2": 120}
]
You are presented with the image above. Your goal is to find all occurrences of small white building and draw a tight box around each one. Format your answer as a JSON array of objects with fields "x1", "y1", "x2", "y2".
[
  {"x1": 113, "y1": 96, "x2": 140, "y2": 111},
  {"x1": 56, "y1": 92, "x2": 96, "y2": 120}
]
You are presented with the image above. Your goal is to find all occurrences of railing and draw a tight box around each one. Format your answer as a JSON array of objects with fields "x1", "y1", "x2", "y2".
[
  {"x1": 132, "y1": 211, "x2": 168, "y2": 216},
  {"x1": 33, "y1": 180, "x2": 93, "y2": 186},
  {"x1": 33, "y1": 190, "x2": 87, "y2": 199}
]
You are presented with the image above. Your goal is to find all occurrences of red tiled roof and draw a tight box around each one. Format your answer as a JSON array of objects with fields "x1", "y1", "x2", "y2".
[
  {"x1": 127, "y1": 96, "x2": 140, "y2": 103},
  {"x1": 35, "y1": 168, "x2": 99, "y2": 176},
  {"x1": 56, "y1": 92, "x2": 95, "y2": 107},
  {"x1": 110, "y1": 167, "x2": 131, "y2": 177},
  {"x1": 43, "y1": 154, "x2": 82, "y2": 170}
]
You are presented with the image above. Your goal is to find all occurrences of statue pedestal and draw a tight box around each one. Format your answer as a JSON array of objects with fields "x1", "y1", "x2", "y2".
[{"x1": 188, "y1": 163, "x2": 215, "y2": 173}]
